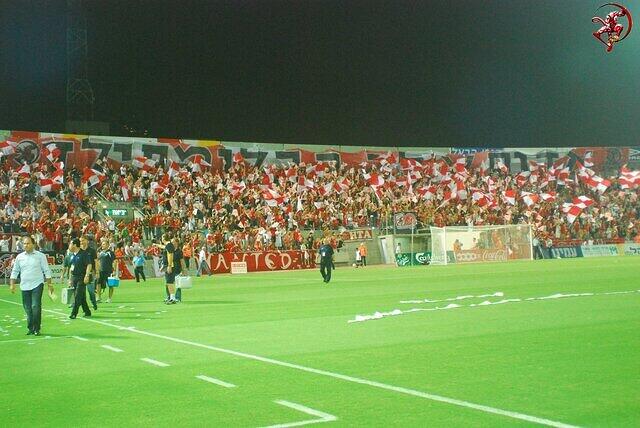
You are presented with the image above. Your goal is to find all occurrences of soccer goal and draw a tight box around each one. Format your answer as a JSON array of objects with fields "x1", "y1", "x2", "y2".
[{"x1": 430, "y1": 224, "x2": 533, "y2": 265}]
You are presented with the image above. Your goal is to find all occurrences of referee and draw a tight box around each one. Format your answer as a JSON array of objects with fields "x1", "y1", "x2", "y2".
[
  {"x1": 9, "y1": 236, "x2": 53, "y2": 336},
  {"x1": 318, "y1": 238, "x2": 335, "y2": 284}
]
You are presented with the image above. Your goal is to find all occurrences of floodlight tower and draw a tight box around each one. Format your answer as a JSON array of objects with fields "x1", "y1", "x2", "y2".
[{"x1": 66, "y1": 0, "x2": 95, "y2": 121}]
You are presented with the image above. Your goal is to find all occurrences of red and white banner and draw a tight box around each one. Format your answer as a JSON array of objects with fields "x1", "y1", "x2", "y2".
[
  {"x1": 208, "y1": 250, "x2": 315, "y2": 274},
  {"x1": 0, "y1": 130, "x2": 633, "y2": 174}
]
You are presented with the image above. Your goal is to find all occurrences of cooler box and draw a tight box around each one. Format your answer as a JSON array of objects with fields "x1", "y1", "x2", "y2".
[
  {"x1": 176, "y1": 276, "x2": 192, "y2": 289},
  {"x1": 107, "y1": 277, "x2": 120, "y2": 288},
  {"x1": 61, "y1": 287, "x2": 75, "y2": 305}
]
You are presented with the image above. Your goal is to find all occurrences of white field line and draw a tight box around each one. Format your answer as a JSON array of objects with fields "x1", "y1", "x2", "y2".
[
  {"x1": 0, "y1": 297, "x2": 578, "y2": 428},
  {"x1": 140, "y1": 358, "x2": 169, "y2": 367},
  {"x1": 400, "y1": 291, "x2": 504, "y2": 304},
  {"x1": 351, "y1": 289, "x2": 640, "y2": 323},
  {"x1": 260, "y1": 400, "x2": 337, "y2": 428},
  {"x1": 0, "y1": 336, "x2": 71, "y2": 344},
  {"x1": 101, "y1": 345, "x2": 124, "y2": 353},
  {"x1": 195, "y1": 375, "x2": 236, "y2": 388},
  {"x1": 72, "y1": 336, "x2": 89, "y2": 341}
]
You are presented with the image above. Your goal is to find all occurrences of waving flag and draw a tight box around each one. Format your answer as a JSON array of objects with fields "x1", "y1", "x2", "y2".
[
  {"x1": 230, "y1": 181, "x2": 247, "y2": 196},
  {"x1": 584, "y1": 151, "x2": 594, "y2": 168},
  {"x1": 399, "y1": 158, "x2": 418, "y2": 171},
  {"x1": 150, "y1": 182, "x2": 166, "y2": 194},
  {"x1": 40, "y1": 178, "x2": 61, "y2": 193},
  {"x1": 82, "y1": 167, "x2": 106, "y2": 187},
  {"x1": 471, "y1": 189, "x2": 489, "y2": 207},
  {"x1": 167, "y1": 160, "x2": 181, "y2": 179},
  {"x1": 41, "y1": 143, "x2": 61, "y2": 162},
  {"x1": 233, "y1": 151, "x2": 245, "y2": 163},
  {"x1": 540, "y1": 191, "x2": 556, "y2": 202},
  {"x1": 191, "y1": 154, "x2": 211, "y2": 173},
  {"x1": 453, "y1": 156, "x2": 468, "y2": 175},
  {"x1": 521, "y1": 192, "x2": 539, "y2": 207},
  {"x1": 262, "y1": 188, "x2": 285, "y2": 207},
  {"x1": 0, "y1": 139, "x2": 17, "y2": 156},
  {"x1": 51, "y1": 168, "x2": 64, "y2": 184},
  {"x1": 495, "y1": 158, "x2": 508, "y2": 174},
  {"x1": 562, "y1": 203, "x2": 583, "y2": 225},
  {"x1": 515, "y1": 171, "x2": 531, "y2": 187},
  {"x1": 573, "y1": 196, "x2": 594, "y2": 209},
  {"x1": 619, "y1": 165, "x2": 640, "y2": 189},
  {"x1": 503, "y1": 189, "x2": 516, "y2": 205},
  {"x1": 368, "y1": 173, "x2": 385, "y2": 187},
  {"x1": 133, "y1": 156, "x2": 156, "y2": 171},
  {"x1": 16, "y1": 163, "x2": 31, "y2": 178},
  {"x1": 120, "y1": 177, "x2": 131, "y2": 201},
  {"x1": 416, "y1": 186, "x2": 436, "y2": 200},
  {"x1": 376, "y1": 151, "x2": 398, "y2": 166},
  {"x1": 576, "y1": 165, "x2": 610, "y2": 193}
]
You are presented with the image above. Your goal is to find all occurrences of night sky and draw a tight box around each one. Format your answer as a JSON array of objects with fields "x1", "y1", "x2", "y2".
[{"x1": 0, "y1": 0, "x2": 638, "y2": 147}]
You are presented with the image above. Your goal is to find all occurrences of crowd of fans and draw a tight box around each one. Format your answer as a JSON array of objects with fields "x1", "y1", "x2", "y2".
[{"x1": 0, "y1": 149, "x2": 639, "y2": 261}]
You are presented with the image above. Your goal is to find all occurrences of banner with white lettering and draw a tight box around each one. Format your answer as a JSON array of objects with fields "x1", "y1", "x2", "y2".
[
  {"x1": 340, "y1": 229, "x2": 373, "y2": 242},
  {"x1": 622, "y1": 243, "x2": 640, "y2": 256},
  {"x1": 208, "y1": 250, "x2": 315, "y2": 274},
  {"x1": 549, "y1": 246, "x2": 584, "y2": 259},
  {"x1": 580, "y1": 245, "x2": 618, "y2": 257},
  {"x1": 1, "y1": 130, "x2": 632, "y2": 173}
]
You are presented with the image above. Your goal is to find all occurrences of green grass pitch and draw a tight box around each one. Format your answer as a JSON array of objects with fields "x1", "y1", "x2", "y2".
[{"x1": 1, "y1": 257, "x2": 639, "y2": 427}]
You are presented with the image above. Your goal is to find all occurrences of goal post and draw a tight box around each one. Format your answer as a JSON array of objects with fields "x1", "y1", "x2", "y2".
[{"x1": 429, "y1": 225, "x2": 533, "y2": 265}]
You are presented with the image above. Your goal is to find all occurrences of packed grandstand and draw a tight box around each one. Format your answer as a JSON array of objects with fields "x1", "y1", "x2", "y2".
[{"x1": 0, "y1": 131, "x2": 639, "y2": 266}]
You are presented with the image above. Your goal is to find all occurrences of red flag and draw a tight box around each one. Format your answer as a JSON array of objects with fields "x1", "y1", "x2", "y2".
[
  {"x1": 16, "y1": 163, "x2": 31, "y2": 177},
  {"x1": 562, "y1": 203, "x2": 583, "y2": 224},
  {"x1": 82, "y1": 167, "x2": 105, "y2": 187},
  {"x1": 233, "y1": 152, "x2": 245, "y2": 163},
  {"x1": 133, "y1": 156, "x2": 156, "y2": 171},
  {"x1": 167, "y1": 161, "x2": 181, "y2": 178},
  {"x1": 41, "y1": 143, "x2": 61, "y2": 162},
  {"x1": 539, "y1": 191, "x2": 556, "y2": 202},
  {"x1": 572, "y1": 196, "x2": 593, "y2": 209},
  {"x1": 39, "y1": 178, "x2": 61, "y2": 193},
  {"x1": 0, "y1": 139, "x2": 17, "y2": 156},
  {"x1": 521, "y1": 191, "x2": 539, "y2": 207},
  {"x1": 503, "y1": 189, "x2": 516, "y2": 205},
  {"x1": 120, "y1": 177, "x2": 131, "y2": 201},
  {"x1": 368, "y1": 173, "x2": 385, "y2": 187}
]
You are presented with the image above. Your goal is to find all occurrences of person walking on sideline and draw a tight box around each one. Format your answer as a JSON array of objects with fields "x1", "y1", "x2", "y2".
[
  {"x1": 395, "y1": 242, "x2": 402, "y2": 266},
  {"x1": 167, "y1": 237, "x2": 186, "y2": 302},
  {"x1": 161, "y1": 233, "x2": 178, "y2": 304},
  {"x1": 97, "y1": 239, "x2": 116, "y2": 303},
  {"x1": 358, "y1": 242, "x2": 368, "y2": 266},
  {"x1": 197, "y1": 246, "x2": 212, "y2": 276},
  {"x1": 133, "y1": 251, "x2": 146, "y2": 282},
  {"x1": 80, "y1": 236, "x2": 98, "y2": 310},
  {"x1": 318, "y1": 238, "x2": 334, "y2": 284},
  {"x1": 9, "y1": 235, "x2": 53, "y2": 336},
  {"x1": 68, "y1": 238, "x2": 93, "y2": 319}
]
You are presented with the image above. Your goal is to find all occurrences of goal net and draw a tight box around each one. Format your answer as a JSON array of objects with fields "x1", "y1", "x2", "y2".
[{"x1": 430, "y1": 225, "x2": 533, "y2": 265}]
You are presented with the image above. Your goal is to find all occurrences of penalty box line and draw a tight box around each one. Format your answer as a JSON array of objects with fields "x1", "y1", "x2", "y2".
[{"x1": 0, "y1": 298, "x2": 578, "y2": 428}]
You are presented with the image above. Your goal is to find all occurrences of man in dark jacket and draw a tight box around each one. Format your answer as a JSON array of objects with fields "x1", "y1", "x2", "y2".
[
  {"x1": 318, "y1": 238, "x2": 334, "y2": 284},
  {"x1": 80, "y1": 236, "x2": 98, "y2": 310},
  {"x1": 69, "y1": 238, "x2": 93, "y2": 319}
]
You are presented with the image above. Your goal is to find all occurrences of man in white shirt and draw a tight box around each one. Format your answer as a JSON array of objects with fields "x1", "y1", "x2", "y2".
[
  {"x1": 0, "y1": 236, "x2": 9, "y2": 252},
  {"x1": 9, "y1": 235, "x2": 53, "y2": 336},
  {"x1": 196, "y1": 246, "x2": 211, "y2": 276}
]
